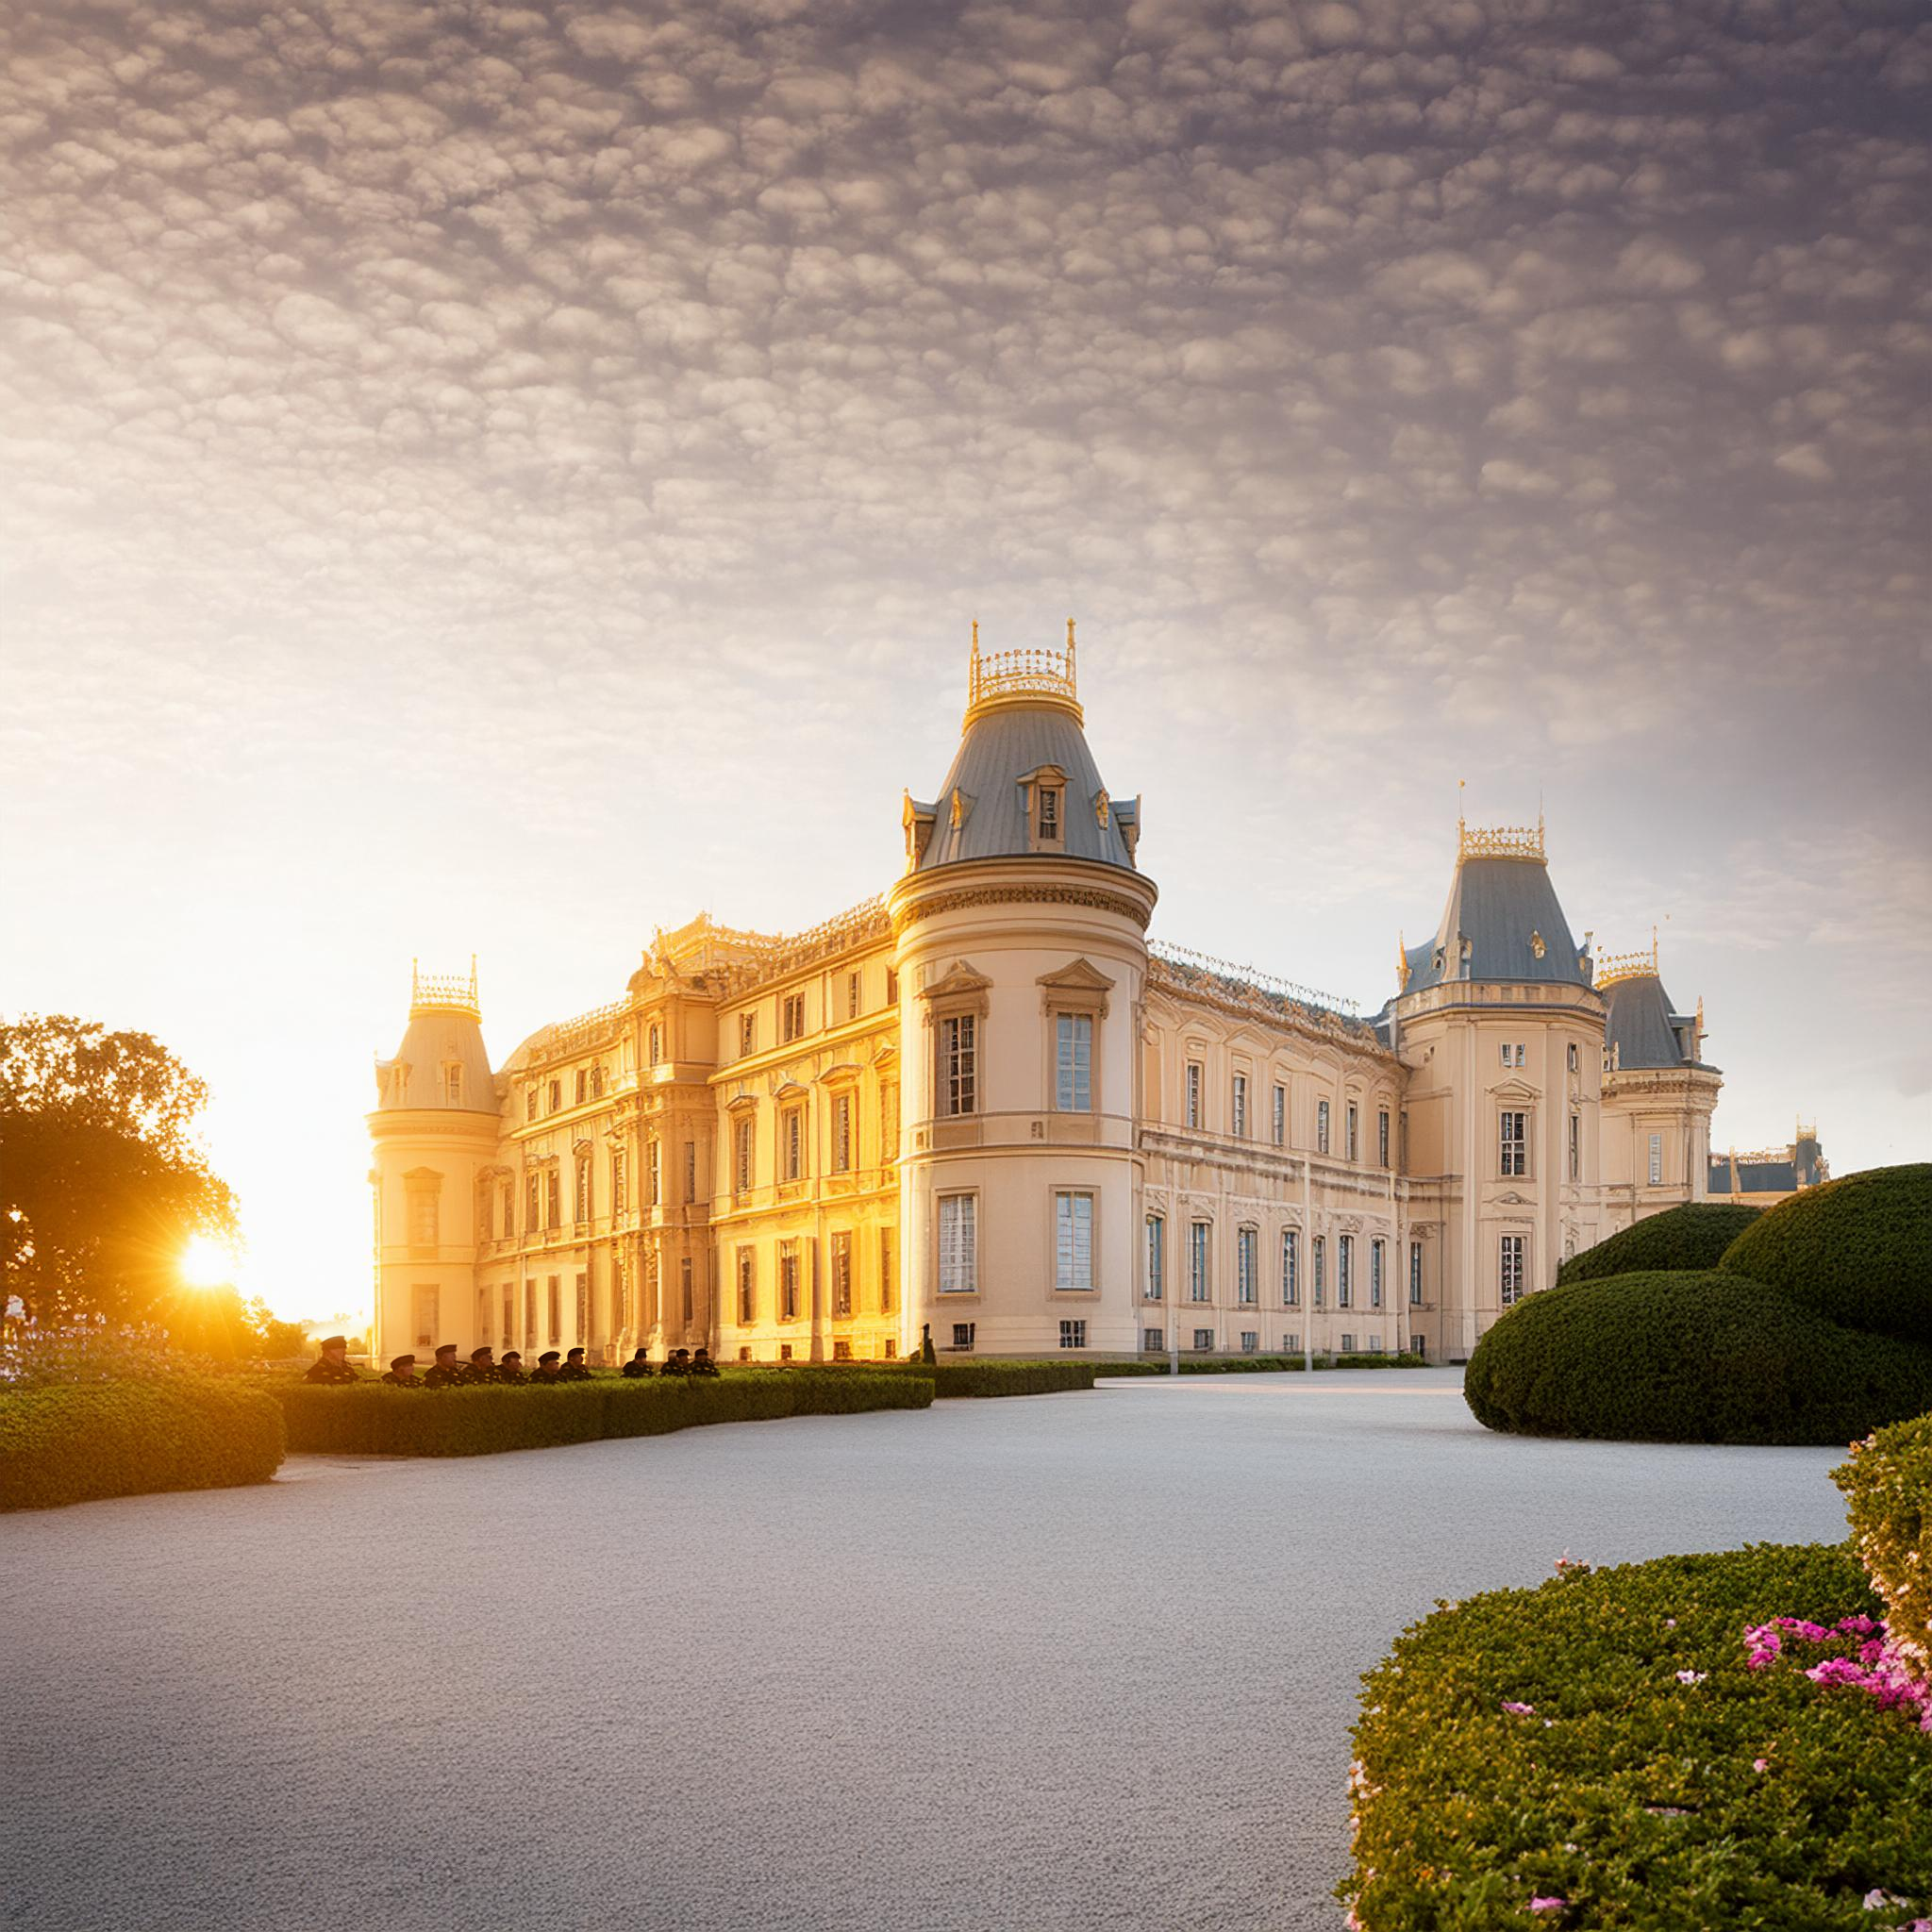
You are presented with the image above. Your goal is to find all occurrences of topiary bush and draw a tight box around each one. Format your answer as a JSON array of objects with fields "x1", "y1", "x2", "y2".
[
  {"x1": 275, "y1": 1367, "x2": 933, "y2": 1455},
  {"x1": 1557, "y1": 1203, "x2": 1763, "y2": 1284},
  {"x1": 1342, "y1": 1541, "x2": 1930, "y2": 1930},
  {"x1": 1722, "y1": 1163, "x2": 1932, "y2": 1345},
  {"x1": 1836, "y1": 1410, "x2": 1932, "y2": 1679},
  {"x1": 0, "y1": 1378, "x2": 286, "y2": 1509},
  {"x1": 1464, "y1": 1271, "x2": 1932, "y2": 1444}
]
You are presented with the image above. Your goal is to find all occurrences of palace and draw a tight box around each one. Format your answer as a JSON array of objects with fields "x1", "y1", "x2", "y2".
[{"x1": 371, "y1": 630, "x2": 1729, "y2": 1367}]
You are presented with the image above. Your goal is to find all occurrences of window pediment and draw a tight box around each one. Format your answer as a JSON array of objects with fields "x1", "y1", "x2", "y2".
[
  {"x1": 1492, "y1": 1078, "x2": 1540, "y2": 1103},
  {"x1": 922, "y1": 959, "x2": 992, "y2": 1019},
  {"x1": 401, "y1": 1166, "x2": 443, "y2": 1183}
]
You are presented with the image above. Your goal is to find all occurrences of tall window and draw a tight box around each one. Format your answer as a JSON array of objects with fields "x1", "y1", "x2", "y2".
[
  {"x1": 525, "y1": 1088, "x2": 537, "y2": 1122},
  {"x1": 1039, "y1": 786, "x2": 1060, "y2": 841},
  {"x1": 407, "y1": 1180, "x2": 439, "y2": 1248},
  {"x1": 1232, "y1": 1074, "x2": 1249, "y2": 1139},
  {"x1": 525, "y1": 1172, "x2": 540, "y2": 1232},
  {"x1": 1236, "y1": 1226, "x2": 1257, "y2": 1306},
  {"x1": 1185, "y1": 1061, "x2": 1202, "y2": 1129},
  {"x1": 781, "y1": 1107, "x2": 804, "y2": 1182},
  {"x1": 443, "y1": 1064, "x2": 464, "y2": 1106},
  {"x1": 480, "y1": 1185, "x2": 495, "y2": 1243},
  {"x1": 1371, "y1": 1240, "x2": 1384, "y2": 1308},
  {"x1": 591, "y1": 1063, "x2": 605, "y2": 1099},
  {"x1": 1055, "y1": 1191, "x2": 1094, "y2": 1291},
  {"x1": 1346, "y1": 1103, "x2": 1359, "y2": 1162},
  {"x1": 1317, "y1": 1100, "x2": 1330, "y2": 1155},
  {"x1": 831, "y1": 1231, "x2": 853, "y2": 1316},
  {"x1": 1569, "y1": 1112, "x2": 1580, "y2": 1181},
  {"x1": 1377, "y1": 1109, "x2": 1391, "y2": 1168},
  {"x1": 740, "y1": 1013, "x2": 757, "y2": 1056},
  {"x1": 879, "y1": 1226, "x2": 895, "y2": 1313},
  {"x1": 544, "y1": 1169, "x2": 560, "y2": 1229},
  {"x1": 1338, "y1": 1234, "x2": 1354, "y2": 1308},
  {"x1": 646, "y1": 1139, "x2": 661, "y2": 1207},
  {"x1": 782, "y1": 992, "x2": 807, "y2": 1042},
  {"x1": 1145, "y1": 1215, "x2": 1164, "y2": 1301},
  {"x1": 779, "y1": 1241, "x2": 800, "y2": 1321},
  {"x1": 1567, "y1": 1042, "x2": 1579, "y2": 1074},
  {"x1": 647, "y1": 1024, "x2": 661, "y2": 1067},
  {"x1": 611, "y1": 1152, "x2": 627, "y2": 1214},
  {"x1": 1272, "y1": 1082, "x2": 1286, "y2": 1146},
  {"x1": 1500, "y1": 1233, "x2": 1526, "y2": 1306},
  {"x1": 1282, "y1": 1228, "x2": 1299, "y2": 1306},
  {"x1": 575, "y1": 1068, "x2": 587, "y2": 1107},
  {"x1": 1312, "y1": 1236, "x2": 1326, "y2": 1308},
  {"x1": 1056, "y1": 1013, "x2": 1093, "y2": 1111},
  {"x1": 940, "y1": 1015, "x2": 977, "y2": 1116},
  {"x1": 501, "y1": 1179, "x2": 514, "y2": 1239},
  {"x1": 1409, "y1": 1241, "x2": 1423, "y2": 1306},
  {"x1": 546, "y1": 1275, "x2": 561, "y2": 1344},
  {"x1": 1648, "y1": 1132, "x2": 1664, "y2": 1186},
  {"x1": 684, "y1": 1141, "x2": 696, "y2": 1203},
  {"x1": 575, "y1": 1271, "x2": 589, "y2": 1344},
  {"x1": 733, "y1": 1117, "x2": 753, "y2": 1195},
  {"x1": 938, "y1": 1193, "x2": 976, "y2": 1294},
  {"x1": 737, "y1": 1248, "x2": 755, "y2": 1324},
  {"x1": 411, "y1": 1284, "x2": 438, "y2": 1349},
  {"x1": 847, "y1": 971, "x2": 861, "y2": 1021},
  {"x1": 680, "y1": 1257, "x2": 692, "y2": 1325},
  {"x1": 831, "y1": 1091, "x2": 853, "y2": 1173},
  {"x1": 575, "y1": 1152, "x2": 591, "y2": 1223},
  {"x1": 1500, "y1": 1110, "x2": 1527, "y2": 1177},
  {"x1": 524, "y1": 1279, "x2": 537, "y2": 1349},
  {"x1": 1189, "y1": 1222, "x2": 1210, "y2": 1303}
]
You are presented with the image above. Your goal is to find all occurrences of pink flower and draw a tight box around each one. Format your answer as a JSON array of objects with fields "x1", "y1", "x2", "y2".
[
  {"x1": 1528, "y1": 1900, "x2": 1567, "y2": 1915},
  {"x1": 1752, "y1": 1757, "x2": 1769, "y2": 1772},
  {"x1": 1501, "y1": 1700, "x2": 1536, "y2": 1716},
  {"x1": 1676, "y1": 1670, "x2": 1707, "y2": 1685}
]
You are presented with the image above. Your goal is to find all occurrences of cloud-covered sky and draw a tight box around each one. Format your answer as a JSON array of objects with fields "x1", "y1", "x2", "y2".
[{"x1": 3, "y1": 0, "x2": 1927, "y2": 1317}]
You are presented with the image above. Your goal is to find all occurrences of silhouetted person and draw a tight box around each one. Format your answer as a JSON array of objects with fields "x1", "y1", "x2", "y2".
[
  {"x1": 558, "y1": 1346, "x2": 592, "y2": 1382},
  {"x1": 423, "y1": 1343, "x2": 466, "y2": 1389},
  {"x1": 462, "y1": 1346, "x2": 498, "y2": 1385},
  {"x1": 691, "y1": 1348, "x2": 719, "y2": 1377},
  {"x1": 529, "y1": 1350, "x2": 563, "y2": 1384},
  {"x1": 661, "y1": 1348, "x2": 691, "y2": 1378},
  {"x1": 380, "y1": 1354, "x2": 422, "y2": 1388},
  {"x1": 497, "y1": 1350, "x2": 527, "y2": 1385},
  {"x1": 621, "y1": 1349, "x2": 653, "y2": 1379},
  {"x1": 304, "y1": 1336, "x2": 358, "y2": 1385}
]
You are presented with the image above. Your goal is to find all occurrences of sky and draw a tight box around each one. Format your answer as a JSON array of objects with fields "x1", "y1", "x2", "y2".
[{"x1": 2, "y1": 0, "x2": 1927, "y2": 1323}]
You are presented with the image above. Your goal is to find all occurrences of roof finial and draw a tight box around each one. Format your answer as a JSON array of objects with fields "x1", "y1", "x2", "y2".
[{"x1": 1066, "y1": 615, "x2": 1076, "y2": 685}]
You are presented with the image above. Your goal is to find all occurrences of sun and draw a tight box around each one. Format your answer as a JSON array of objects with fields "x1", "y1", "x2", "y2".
[{"x1": 179, "y1": 1234, "x2": 234, "y2": 1289}]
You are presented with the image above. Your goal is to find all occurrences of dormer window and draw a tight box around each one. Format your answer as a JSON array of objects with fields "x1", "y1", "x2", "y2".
[
  {"x1": 1039, "y1": 786, "x2": 1059, "y2": 841},
  {"x1": 442, "y1": 1063, "x2": 463, "y2": 1106},
  {"x1": 1020, "y1": 764, "x2": 1068, "y2": 854}
]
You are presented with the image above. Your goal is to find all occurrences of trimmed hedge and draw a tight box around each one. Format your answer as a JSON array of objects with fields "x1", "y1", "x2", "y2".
[
  {"x1": 0, "y1": 1378, "x2": 286, "y2": 1510},
  {"x1": 1464, "y1": 1271, "x2": 1932, "y2": 1444},
  {"x1": 274, "y1": 1368, "x2": 932, "y2": 1456},
  {"x1": 1342, "y1": 1541, "x2": 1931, "y2": 1930},
  {"x1": 1722, "y1": 1162, "x2": 1932, "y2": 1346},
  {"x1": 882, "y1": 1359, "x2": 1101, "y2": 1397},
  {"x1": 1837, "y1": 1410, "x2": 1932, "y2": 1678},
  {"x1": 1557, "y1": 1203, "x2": 1763, "y2": 1284}
]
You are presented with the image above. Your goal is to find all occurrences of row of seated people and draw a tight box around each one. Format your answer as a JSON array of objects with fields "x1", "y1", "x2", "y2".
[{"x1": 303, "y1": 1338, "x2": 720, "y2": 1386}]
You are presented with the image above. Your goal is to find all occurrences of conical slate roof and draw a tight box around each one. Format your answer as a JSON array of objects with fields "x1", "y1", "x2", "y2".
[
  {"x1": 1401, "y1": 841, "x2": 1591, "y2": 994},
  {"x1": 374, "y1": 966, "x2": 497, "y2": 1113},
  {"x1": 1603, "y1": 971, "x2": 1703, "y2": 1070}
]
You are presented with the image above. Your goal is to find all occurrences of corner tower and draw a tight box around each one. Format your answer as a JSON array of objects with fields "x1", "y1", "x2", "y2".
[
  {"x1": 888, "y1": 625, "x2": 1156, "y2": 1356},
  {"x1": 1389, "y1": 814, "x2": 1607, "y2": 1358},
  {"x1": 369, "y1": 961, "x2": 503, "y2": 1364}
]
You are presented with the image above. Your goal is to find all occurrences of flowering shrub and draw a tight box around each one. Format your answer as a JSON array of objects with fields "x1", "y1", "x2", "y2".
[
  {"x1": 1742, "y1": 1613, "x2": 1930, "y2": 1730},
  {"x1": 1720, "y1": 1162, "x2": 1932, "y2": 1346},
  {"x1": 1556, "y1": 1202, "x2": 1762, "y2": 1285},
  {"x1": 1463, "y1": 1270, "x2": 1932, "y2": 1443},
  {"x1": 1341, "y1": 1542, "x2": 1932, "y2": 1930},
  {"x1": 1837, "y1": 1412, "x2": 1932, "y2": 1681}
]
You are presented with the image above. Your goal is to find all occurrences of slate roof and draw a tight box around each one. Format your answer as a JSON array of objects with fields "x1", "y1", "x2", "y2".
[
  {"x1": 1709, "y1": 1155, "x2": 1800, "y2": 1194},
  {"x1": 910, "y1": 700, "x2": 1140, "y2": 872},
  {"x1": 1401, "y1": 856, "x2": 1591, "y2": 993},
  {"x1": 374, "y1": 1008, "x2": 497, "y2": 1112},
  {"x1": 1604, "y1": 972, "x2": 1699, "y2": 1070}
]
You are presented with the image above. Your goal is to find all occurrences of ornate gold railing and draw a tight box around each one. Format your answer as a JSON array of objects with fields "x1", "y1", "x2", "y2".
[
  {"x1": 1593, "y1": 933, "x2": 1658, "y2": 989},
  {"x1": 964, "y1": 619, "x2": 1080, "y2": 722},
  {"x1": 410, "y1": 958, "x2": 480, "y2": 1019},
  {"x1": 1457, "y1": 816, "x2": 1545, "y2": 863}
]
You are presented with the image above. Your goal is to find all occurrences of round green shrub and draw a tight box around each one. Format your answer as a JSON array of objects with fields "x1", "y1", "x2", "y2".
[
  {"x1": 1721, "y1": 1162, "x2": 1932, "y2": 1345},
  {"x1": 1464, "y1": 1270, "x2": 1932, "y2": 1444},
  {"x1": 1557, "y1": 1202, "x2": 1763, "y2": 1284}
]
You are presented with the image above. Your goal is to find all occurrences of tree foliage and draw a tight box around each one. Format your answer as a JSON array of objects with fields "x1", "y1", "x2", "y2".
[{"x1": 1, "y1": 1014, "x2": 238, "y2": 1326}]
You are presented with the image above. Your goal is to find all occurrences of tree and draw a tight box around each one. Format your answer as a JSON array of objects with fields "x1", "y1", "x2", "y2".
[{"x1": 1, "y1": 1015, "x2": 238, "y2": 1327}]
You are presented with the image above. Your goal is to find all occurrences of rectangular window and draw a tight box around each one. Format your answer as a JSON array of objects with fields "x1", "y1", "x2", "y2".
[
  {"x1": 444, "y1": 1065, "x2": 464, "y2": 1107},
  {"x1": 1409, "y1": 1241, "x2": 1423, "y2": 1307},
  {"x1": 831, "y1": 1231, "x2": 853, "y2": 1317},
  {"x1": 611, "y1": 1152, "x2": 627, "y2": 1215},
  {"x1": 1377, "y1": 1109, "x2": 1390, "y2": 1168},
  {"x1": 1241, "y1": 1330, "x2": 1258, "y2": 1354},
  {"x1": 1567, "y1": 1042, "x2": 1579, "y2": 1074},
  {"x1": 1400, "y1": 1111, "x2": 1410, "y2": 1171},
  {"x1": 740, "y1": 1012, "x2": 757, "y2": 1057},
  {"x1": 1055, "y1": 1191, "x2": 1095, "y2": 1291},
  {"x1": 501, "y1": 1179, "x2": 514, "y2": 1239},
  {"x1": 847, "y1": 972, "x2": 861, "y2": 1021},
  {"x1": 939, "y1": 1014, "x2": 978, "y2": 1117},
  {"x1": 575, "y1": 1270, "x2": 589, "y2": 1343},
  {"x1": 1371, "y1": 1240, "x2": 1384, "y2": 1309},
  {"x1": 886, "y1": 967, "x2": 899, "y2": 1003},
  {"x1": 1569, "y1": 1112, "x2": 1580, "y2": 1182},
  {"x1": 1232, "y1": 1074, "x2": 1248, "y2": 1138},
  {"x1": 1282, "y1": 1228, "x2": 1299, "y2": 1307},
  {"x1": 407, "y1": 1185, "x2": 439, "y2": 1248},
  {"x1": 781, "y1": 1107, "x2": 803, "y2": 1182},
  {"x1": 1341, "y1": 1332, "x2": 1357, "y2": 1354},
  {"x1": 1058, "y1": 1318, "x2": 1086, "y2": 1350},
  {"x1": 1193, "y1": 1327, "x2": 1213, "y2": 1352},
  {"x1": 1282, "y1": 1331, "x2": 1299, "y2": 1355},
  {"x1": 524, "y1": 1279, "x2": 538, "y2": 1349},
  {"x1": 546, "y1": 1275, "x2": 560, "y2": 1345},
  {"x1": 831, "y1": 1092, "x2": 853, "y2": 1173},
  {"x1": 1313, "y1": 1236, "x2": 1326, "y2": 1309},
  {"x1": 525, "y1": 1089, "x2": 537, "y2": 1122},
  {"x1": 779, "y1": 1241, "x2": 800, "y2": 1321},
  {"x1": 1040, "y1": 787, "x2": 1060, "y2": 841},
  {"x1": 544, "y1": 1169, "x2": 560, "y2": 1229},
  {"x1": 1338, "y1": 1234, "x2": 1354, "y2": 1309},
  {"x1": 1236, "y1": 1225, "x2": 1257, "y2": 1305},
  {"x1": 1501, "y1": 1041, "x2": 1525, "y2": 1069},
  {"x1": 480, "y1": 1188, "x2": 494, "y2": 1242},
  {"x1": 1185, "y1": 1061, "x2": 1202, "y2": 1129},
  {"x1": 684, "y1": 1141, "x2": 697, "y2": 1204},
  {"x1": 647, "y1": 1024, "x2": 661, "y2": 1068},
  {"x1": 833, "y1": 1340, "x2": 852, "y2": 1362},
  {"x1": 410, "y1": 1283, "x2": 438, "y2": 1351},
  {"x1": 592, "y1": 1062, "x2": 605, "y2": 1098},
  {"x1": 1272, "y1": 1083, "x2": 1286, "y2": 1147},
  {"x1": 938, "y1": 1193, "x2": 977, "y2": 1294},
  {"x1": 1056, "y1": 1012, "x2": 1093, "y2": 1111},
  {"x1": 1347, "y1": 1103, "x2": 1359, "y2": 1162},
  {"x1": 1144, "y1": 1327, "x2": 1164, "y2": 1354},
  {"x1": 782, "y1": 991, "x2": 807, "y2": 1042},
  {"x1": 1317, "y1": 1099, "x2": 1330, "y2": 1155},
  {"x1": 680, "y1": 1257, "x2": 692, "y2": 1326},
  {"x1": 1189, "y1": 1222, "x2": 1210, "y2": 1303},
  {"x1": 737, "y1": 1248, "x2": 755, "y2": 1325},
  {"x1": 879, "y1": 1226, "x2": 895, "y2": 1314},
  {"x1": 647, "y1": 1139, "x2": 661, "y2": 1208},
  {"x1": 574, "y1": 1069, "x2": 587, "y2": 1107},
  {"x1": 952, "y1": 1322, "x2": 976, "y2": 1351},
  {"x1": 502, "y1": 1283, "x2": 513, "y2": 1350},
  {"x1": 1500, "y1": 1110, "x2": 1527, "y2": 1177},
  {"x1": 734, "y1": 1118, "x2": 753, "y2": 1195},
  {"x1": 1500, "y1": 1233, "x2": 1526, "y2": 1306},
  {"x1": 1145, "y1": 1215, "x2": 1164, "y2": 1301},
  {"x1": 575, "y1": 1153, "x2": 591, "y2": 1223},
  {"x1": 548, "y1": 1078, "x2": 561, "y2": 1112},
  {"x1": 1649, "y1": 1132, "x2": 1664, "y2": 1187},
  {"x1": 525, "y1": 1172, "x2": 540, "y2": 1234}
]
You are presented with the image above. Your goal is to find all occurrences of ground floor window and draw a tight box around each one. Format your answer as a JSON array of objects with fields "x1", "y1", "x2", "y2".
[
  {"x1": 779, "y1": 1241, "x2": 800, "y2": 1321},
  {"x1": 831, "y1": 1230, "x2": 853, "y2": 1317},
  {"x1": 1193, "y1": 1327, "x2": 1213, "y2": 1352},
  {"x1": 1500, "y1": 1233, "x2": 1526, "y2": 1307},
  {"x1": 1312, "y1": 1237, "x2": 1325, "y2": 1309},
  {"x1": 1282, "y1": 1228, "x2": 1299, "y2": 1306},
  {"x1": 1189, "y1": 1222, "x2": 1210, "y2": 1302},
  {"x1": 1145, "y1": 1214, "x2": 1164, "y2": 1300},
  {"x1": 1282, "y1": 1331, "x2": 1299, "y2": 1354},
  {"x1": 1409, "y1": 1241, "x2": 1423, "y2": 1307},
  {"x1": 1370, "y1": 1240, "x2": 1383, "y2": 1309},
  {"x1": 1056, "y1": 1190, "x2": 1095, "y2": 1292},
  {"x1": 1143, "y1": 1326, "x2": 1164, "y2": 1353},
  {"x1": 1236, "y1": 1225, "x2": 1257, "y2": 1305},
  {"x1": 833, "y1": 1340, "x2": 852, "y2": 1361},
  {"x1": 939, "y1": 1193, "x2": 977, "y2": 1294},
  {"x1": 1341, "y1": 1332, "x2": 1357, "y2": 1353},
  {"x1": 1058, "y1": 1319, "x2": 1087, "y2": 1350},
  {"x1": 1338, "y1": 1235, "x2": 1354, "y2": 1309},
  {"x1": 953, "y1": 1322, "x2": 975, "y2": 1351},
  {"x1": 1241, "y1": 1330, "x2": 1258, "y2": 1354}
]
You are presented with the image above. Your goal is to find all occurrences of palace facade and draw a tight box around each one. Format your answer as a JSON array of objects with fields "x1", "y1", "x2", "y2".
[{"x1": 370, "y1": 632, "x2": 1725, "y2": 1366}]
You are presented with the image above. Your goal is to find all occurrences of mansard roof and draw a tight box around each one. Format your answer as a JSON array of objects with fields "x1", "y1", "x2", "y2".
[
  {"x1": 1400, "y1": 836, "x2": 1591, "y2": 995},
  {"x1": 1603, "y1": 970, "x2": 1701, "y2": 1070}
]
